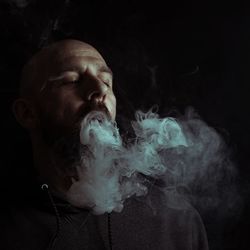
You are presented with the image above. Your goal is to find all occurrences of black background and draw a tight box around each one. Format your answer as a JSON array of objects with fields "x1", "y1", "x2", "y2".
[{"x1": 0, "y1": 1, "x2": 250, "y2": 249}]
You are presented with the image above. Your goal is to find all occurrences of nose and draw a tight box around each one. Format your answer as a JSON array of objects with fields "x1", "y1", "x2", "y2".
[{"x1": 85, "y1": 76, "x2": 108, "y2": 102}]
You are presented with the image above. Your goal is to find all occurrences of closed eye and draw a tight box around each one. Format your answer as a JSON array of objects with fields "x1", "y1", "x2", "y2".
[
  {"x1": 48, "y1": 72, "x2": 80, "y2": 87},
  {"x1": 103, "y1": 81, "x2": 112, "y2": 87},
  {"x1": 99, "y1": 75, "x2": 113, "y2": 88}
]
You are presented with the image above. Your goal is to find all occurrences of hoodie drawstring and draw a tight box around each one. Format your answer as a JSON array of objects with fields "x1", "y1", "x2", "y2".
[
  {"x1": 108, "y1": 213, "x2": 113, "y2": 250},
  {"x1": 41, "y1": 184, "x2": 61, "y2": 250},
  {"x1": 41, "y1": 184, "x2": 113, "y2": 250}
]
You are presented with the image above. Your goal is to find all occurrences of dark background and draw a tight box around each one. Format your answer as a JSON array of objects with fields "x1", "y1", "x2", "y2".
[{"x1": 0, "y1": 1, "x2": 250, "y2": 249}]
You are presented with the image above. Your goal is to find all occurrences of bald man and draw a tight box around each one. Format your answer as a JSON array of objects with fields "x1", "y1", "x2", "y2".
[
  {"x1": 13, "y1": 40, "x2": 116, "y2": 195},
  {"x1": 1, "y1": 40, "x2": 209, "y2": 250}
]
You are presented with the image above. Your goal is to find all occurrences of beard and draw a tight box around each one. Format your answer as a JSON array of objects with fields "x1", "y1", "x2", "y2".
[{"x1": 37, "y1": 103, "x2": 112, "y2": 177}]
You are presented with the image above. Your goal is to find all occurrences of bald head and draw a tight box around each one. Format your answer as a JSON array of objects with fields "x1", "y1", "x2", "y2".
[{"x1": 20, "y1": 39, "x2": 104, "y2": 98}]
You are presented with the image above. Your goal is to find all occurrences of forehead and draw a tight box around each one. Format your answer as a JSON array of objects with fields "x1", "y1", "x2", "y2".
[{"x1": 47, "y1": 43, "x2": 107, "y2": 72}]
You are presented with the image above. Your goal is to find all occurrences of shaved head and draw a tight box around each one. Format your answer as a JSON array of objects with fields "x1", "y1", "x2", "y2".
[{"x1": 20, "y1": 39, "x2": 103, "y2": 99}]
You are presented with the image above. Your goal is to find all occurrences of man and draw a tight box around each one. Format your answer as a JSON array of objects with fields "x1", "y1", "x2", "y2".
[{"x1": 1, "y1": 39, "x2": 209, "y2": 249}]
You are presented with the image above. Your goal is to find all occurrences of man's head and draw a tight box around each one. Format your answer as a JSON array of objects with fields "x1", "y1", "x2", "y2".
[{"x1": 13, "y1": 39, "x2": 117, "y2": 189}]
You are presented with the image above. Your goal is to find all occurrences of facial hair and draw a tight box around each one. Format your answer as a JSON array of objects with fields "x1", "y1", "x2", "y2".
[{"x1": 37, "y1": 102, "x2": 111, "y2": 176}]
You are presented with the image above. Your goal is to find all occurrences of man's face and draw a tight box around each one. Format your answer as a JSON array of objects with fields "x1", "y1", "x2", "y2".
[{"x1": 32, "y1": 41, "x2": 116, "y2": 149}]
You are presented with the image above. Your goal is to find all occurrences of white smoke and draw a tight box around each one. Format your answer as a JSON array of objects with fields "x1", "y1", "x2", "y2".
[
  {"x1": 65, "y1": 108, "x2": 237, "y2": 215},
  {"x1": 8, "y1": 0, "x2": 30, "y2": 8}
]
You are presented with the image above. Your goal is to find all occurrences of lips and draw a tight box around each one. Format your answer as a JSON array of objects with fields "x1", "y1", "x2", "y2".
[
  {"x1": 85, "y1": 111, "x2": 109, "y2": 124},
  {"x1": 77, "y1": 102, "x2": 111, "y2": 124}
]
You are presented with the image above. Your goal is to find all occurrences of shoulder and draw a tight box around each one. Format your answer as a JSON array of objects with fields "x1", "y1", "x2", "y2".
[{"x1": 129, "y1": 184, "x2": 210, "y2": 250}]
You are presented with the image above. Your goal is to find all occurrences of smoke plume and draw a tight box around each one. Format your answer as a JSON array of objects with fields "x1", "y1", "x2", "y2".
[{"x1": 65, "y1": 108, "x2": 238, "y2": 215}]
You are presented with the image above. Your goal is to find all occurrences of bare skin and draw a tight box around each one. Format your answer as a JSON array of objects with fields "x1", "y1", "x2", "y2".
[{"x1": 13, "y1": 39, "x2": 116, "y2": 193}]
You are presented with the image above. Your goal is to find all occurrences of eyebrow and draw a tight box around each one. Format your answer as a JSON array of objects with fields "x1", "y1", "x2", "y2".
[
  {"x1": 47, "y1": 72, "x2": 77, "y2": 82},
  {"x1": 99, "y1": 65, "x2": 113, "y2": 77}
]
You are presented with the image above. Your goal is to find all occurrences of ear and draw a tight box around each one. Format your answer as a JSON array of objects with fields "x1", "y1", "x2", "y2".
[{"x1": 12, "y1": 98, "x2": 38, "y2": 129}]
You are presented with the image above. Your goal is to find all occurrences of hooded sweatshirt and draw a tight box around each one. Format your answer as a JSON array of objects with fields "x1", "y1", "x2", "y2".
[{"x1": 0, "y1": 181, "x2": 209, "y2": 250}]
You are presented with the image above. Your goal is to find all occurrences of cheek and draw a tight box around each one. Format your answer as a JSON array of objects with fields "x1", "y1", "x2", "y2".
[
  {"x1": 37, "y1": 92, "x2": 83, "y2": 125},
  {"x1": 106, "y1": 93, "x2": 116, "y2": 120}
]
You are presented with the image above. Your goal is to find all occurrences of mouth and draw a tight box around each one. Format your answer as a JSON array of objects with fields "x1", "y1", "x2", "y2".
[
  {"x1": 85, "y1": 111, "x2": 110, "y2": 124},
  {"x1": 78, "y1": 103, "x2": 111, "y2": 124}
]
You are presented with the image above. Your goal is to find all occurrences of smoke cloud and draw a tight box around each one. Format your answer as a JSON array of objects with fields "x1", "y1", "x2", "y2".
[
  {"x1": 7, "y1": 0, "x2": 30, "y2": 8},
  {"x1": 64, "y1": 108, "x2": 239, "y2": 215}
]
